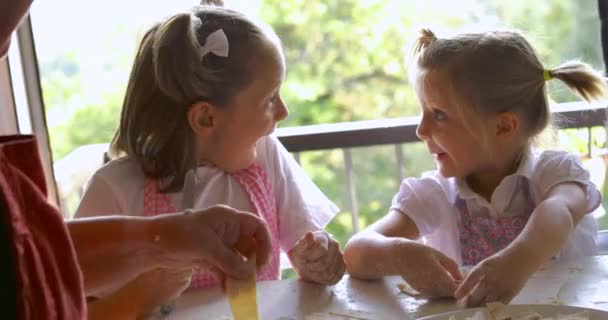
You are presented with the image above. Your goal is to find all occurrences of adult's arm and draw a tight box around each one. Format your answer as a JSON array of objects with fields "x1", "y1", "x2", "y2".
[
  {"x1": 68, "y1": 205, "x2": 272, "y2": 297},
  {"x1": 0, "y1": 0, "x2": 33, "y2": 58}
]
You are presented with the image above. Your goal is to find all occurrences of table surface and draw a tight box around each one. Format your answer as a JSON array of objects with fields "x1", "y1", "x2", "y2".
[{"x1": 170, "y1": 255, "x2": 608, "y2": 319}]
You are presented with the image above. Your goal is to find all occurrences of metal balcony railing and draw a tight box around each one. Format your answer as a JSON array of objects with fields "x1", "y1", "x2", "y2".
[{"x1": 275, "y1": 101, "x2": 608, "y2": 234}]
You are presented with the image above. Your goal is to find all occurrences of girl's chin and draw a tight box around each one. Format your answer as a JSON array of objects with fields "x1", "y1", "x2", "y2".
[
  {"x1": 437, "y1": 165, "x2": 458, "y2": 178},
  {"x1": 234, "y1": 150, "x2": 258, "y2": 171},
  {"x1": 438, "y1": 170, "x2": 455, "y2": 178}
]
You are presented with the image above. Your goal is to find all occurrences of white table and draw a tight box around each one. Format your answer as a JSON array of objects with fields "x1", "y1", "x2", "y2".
[{"x1": 170, "y1": 255, "x2": 608, "y2": 319}]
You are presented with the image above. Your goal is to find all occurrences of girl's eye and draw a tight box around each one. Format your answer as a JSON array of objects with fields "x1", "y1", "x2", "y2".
[
  {"x1": 267, "y1": 95, "x2": 277, "y2": 108},
  {"x1": 433, "y1": 110, "x2": 446, "y2": 121}
]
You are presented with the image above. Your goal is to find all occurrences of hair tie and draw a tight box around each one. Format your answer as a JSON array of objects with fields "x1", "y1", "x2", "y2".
[
  {"x1": 543, "y1": 69, "x2": 552, "y2": 81},
  {"x1": 199, "y1": 29, "x2": 229, "y2": 59}
]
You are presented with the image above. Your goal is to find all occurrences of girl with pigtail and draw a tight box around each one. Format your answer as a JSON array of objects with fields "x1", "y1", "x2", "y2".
[
  {"x1": 77, "y1": 1, "x2": 345, "y2": 317},
  {"x1": 345, "y1": 27, "x2": 606, "y2": 307}
]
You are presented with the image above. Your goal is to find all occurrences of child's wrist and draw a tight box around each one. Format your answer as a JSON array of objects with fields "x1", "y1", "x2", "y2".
[
  {"x1": 390, "y1": 238, "x2": 418, "y2": 274},
  {"x1": 502, "y1": 242, "x2": 543, "y2": 274}
]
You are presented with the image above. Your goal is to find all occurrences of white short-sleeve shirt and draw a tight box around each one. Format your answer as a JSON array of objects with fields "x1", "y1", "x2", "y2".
[
  {"x1": 75, "y1": 135, "x2": 339, "y2": 252},
  {"x1": 390, "y1": 149, "x2": 601, "y2": 265}
]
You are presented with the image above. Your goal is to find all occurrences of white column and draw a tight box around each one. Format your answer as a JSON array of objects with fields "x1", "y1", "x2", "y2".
[{"x1": 0, "y1": 57, "x2": 18, "y2": 135}]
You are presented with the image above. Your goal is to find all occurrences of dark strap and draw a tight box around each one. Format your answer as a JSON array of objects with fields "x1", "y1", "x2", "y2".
[
  {"x1": 0, "y1": 193, "x2": 17, "y2": 319},
  {"x1": 600, "y1": 0, "x2": 608, "y2": 75}
]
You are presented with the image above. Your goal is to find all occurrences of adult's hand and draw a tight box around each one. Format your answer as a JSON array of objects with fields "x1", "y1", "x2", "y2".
[{"x1": 153, "y1": 204, "x2": 272, "y2": 280}]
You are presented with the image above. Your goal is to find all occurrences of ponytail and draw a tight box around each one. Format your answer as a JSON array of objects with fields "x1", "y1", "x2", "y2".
[
  {"x1": 547, "y1": 61, "x2": 607, "y2": 102},
  {"x1": 412, "y1": 28, "x2": 438, "y2": 56},
  {"x1": 152, "y1": 13, "x2": 205, "y2": 105}
]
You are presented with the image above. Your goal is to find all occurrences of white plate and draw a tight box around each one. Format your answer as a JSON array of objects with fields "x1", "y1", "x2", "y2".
[{"x1": 417, "y1": 304, "x2": 608, "y2": 319}]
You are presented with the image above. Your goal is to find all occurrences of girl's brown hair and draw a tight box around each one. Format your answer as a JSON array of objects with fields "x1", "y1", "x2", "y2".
[
  {"x1": 410, "y1": 28, "x2": 606, "y2": 140},
  {"x1": 111, "y1": 2, "x2": 281, "y2": 192}
]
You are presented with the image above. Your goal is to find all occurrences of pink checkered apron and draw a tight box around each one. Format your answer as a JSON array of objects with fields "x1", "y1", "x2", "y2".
[
  {"x1": 458, "y1": 177, "x2": 534, "y2": 266},
  {"x1": 143, "y1": 164, "x2": 281, "y2": 289}
]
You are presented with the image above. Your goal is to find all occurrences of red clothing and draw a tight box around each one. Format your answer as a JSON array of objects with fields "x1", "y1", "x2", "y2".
[{"x1": 0, "y1": 135, "x2": 86, "y2": 319}]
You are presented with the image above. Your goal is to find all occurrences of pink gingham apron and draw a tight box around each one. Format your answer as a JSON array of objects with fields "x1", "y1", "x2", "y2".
[
  {"x1": 458, "y1": 177, "x2": 534, "y2": 266},
  {"x1": 143, "y1": 163, "x2": 281, "y2": 289}
]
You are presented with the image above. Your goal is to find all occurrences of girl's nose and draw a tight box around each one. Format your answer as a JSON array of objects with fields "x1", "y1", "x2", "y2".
[
  {"x1": 275, "y1": 96, "x2": 289, "y2": 121},
  {"x1": 416, "y1": 114, "x2": 429, "y2": 141}
]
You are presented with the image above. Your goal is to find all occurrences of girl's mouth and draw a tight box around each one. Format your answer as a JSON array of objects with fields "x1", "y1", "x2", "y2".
[{"x1": 433, "y1": 152, "x2": 447, "y2": 160}]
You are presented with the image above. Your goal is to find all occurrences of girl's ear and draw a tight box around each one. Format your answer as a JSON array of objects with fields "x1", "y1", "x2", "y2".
[
  {"x1": 187, "y1": 101, "x2": 216, "y2": 135},
  {"x1": 495, "y1": 111, "x2": 520, "y2": 138}
]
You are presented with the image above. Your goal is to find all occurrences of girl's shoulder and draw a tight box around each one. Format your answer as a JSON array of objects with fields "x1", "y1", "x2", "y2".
[
  {"x1": 397, "y1": 170, "x2": 457, "y2": 202},
  {"x1": 256, "y1": 135, "x2": 281, "y2": 155},
  {"x1": 529, "y1": 149, "x2": 587, "y2": 178},
  {"x1": 254, "y1": 135, "x2": 290, "y2": 171},
  {"x1": 534, "y1": 149, "x2": 575, "y2": 161},
  {"x1": 92, "y1": 156, "x2": 146, "y2": 185},
  {"x1": 527, "y1": 149, "x2": 592, "y2": 196}
]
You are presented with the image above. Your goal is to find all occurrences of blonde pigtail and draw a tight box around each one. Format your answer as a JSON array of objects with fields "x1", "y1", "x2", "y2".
[
  {"x1": 412, "y1": 28, "x2": 437, "y2": 56},
  {"x1": 549, "y1": 61, "x2": 607, "y2": 102}
]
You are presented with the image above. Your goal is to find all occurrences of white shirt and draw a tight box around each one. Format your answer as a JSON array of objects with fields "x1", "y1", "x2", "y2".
[
  {"x1": 390, "y1": 149, "x2": 600, "y2": 265},
  {"x1": 75, "y1": 135, "x2": 339, "y2": 252}
]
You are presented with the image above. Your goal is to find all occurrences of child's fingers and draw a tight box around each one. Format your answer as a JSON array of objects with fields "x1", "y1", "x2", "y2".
[
  {"x1": 301, "y1": 232, "x2": 330, "y2": 261},
  {"x1": 432, "y1": 263, "x2": 459, "y2": 297},
  {"x1": 308, "y1": 235, "x2": 338, "y2": 263},
  {"x1": 304, "y1": 259, "x2": 328, "y2": 272},
  {"x1": 302, "y1": 242, "x2": 328, "y2": 262},
  {"x1": 327, "y1": 244, "x2": 344, "y2": 274},
  {"x1": 312, "y1": 231, "x2": 329, "y2": 250},
  {"x1": 464, "y1": 281, "x2": 487, "y2": 307},
  {"x1": 310, "y1": 246, "x2": 346, "y2": 282},
  {"x1": 437, "y1": 253, "x2": 464, "y2": 281},
  {"x1": 327, "y1": 253, "x2": 346, "y2": 284},
  {"x1": 292, "y1": 232, "x2": 315, "y2": 255},
  {"x1": 455, "y1": 266, "x2": 485, "y2": 300},
  {"x1": 301, "y1": 231, "x2": 315, "y2": 247},
  {"x1": 484, "y1": 291, "x2": 500, "y2": 305},
  {"x1": 305, "y1": 244, "x2": 340, "y2": 273}
]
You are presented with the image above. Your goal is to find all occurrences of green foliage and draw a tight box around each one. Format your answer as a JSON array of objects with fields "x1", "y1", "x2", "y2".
[{"x1": 39, "y1": 1, "x2": 608, "y2": 244}]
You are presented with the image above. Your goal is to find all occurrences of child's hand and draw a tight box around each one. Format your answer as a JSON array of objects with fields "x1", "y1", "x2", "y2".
[
  {"x1": 455, "y1": 250, "x2": 534, "y2": 307},
  {"x1": 396, "y1": 241, "x2": 463, "y2": 298},
  {"x1": 288, "y1": 231, "x2": 346, "y2": 285}
]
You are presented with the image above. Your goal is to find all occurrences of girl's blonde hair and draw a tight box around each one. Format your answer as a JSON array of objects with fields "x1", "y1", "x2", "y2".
[
  {"x1": 111, "y1": 1, "x2": 281, "y2": 192},
  {"x1": 410, "y1": 28, "x2": 606, "y2": 140}
]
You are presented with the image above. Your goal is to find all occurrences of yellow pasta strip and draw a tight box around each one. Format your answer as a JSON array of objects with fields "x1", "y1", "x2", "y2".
[{"x1": 226, "y1": 255, "x2": 259, "y2": 320}]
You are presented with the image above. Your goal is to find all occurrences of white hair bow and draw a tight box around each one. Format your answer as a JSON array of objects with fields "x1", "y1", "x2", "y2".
[{"x1": 199, "y1": 29, "x2": 229, "y2": 59}]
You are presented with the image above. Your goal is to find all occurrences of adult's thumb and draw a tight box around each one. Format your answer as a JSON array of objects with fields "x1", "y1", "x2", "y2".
[{"x1": 206, "y1": 238, "x2": 253, "y2": 280}]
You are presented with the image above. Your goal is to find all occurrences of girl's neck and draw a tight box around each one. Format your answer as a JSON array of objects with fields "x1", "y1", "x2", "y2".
[{"x1": 465, "y1": 147, "x2": 525, "y2": 202}]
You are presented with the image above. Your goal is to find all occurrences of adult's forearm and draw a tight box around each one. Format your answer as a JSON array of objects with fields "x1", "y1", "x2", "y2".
[
  {"x1": 87, "y1": 290, "x2": 138, "y2": 320},
  {"x1": 67, "y1": 216, "x2": 161, "y2": 297},
  {"x1": 0, "y1": 0, "x2": 33, "y2": 57}
]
